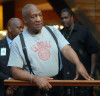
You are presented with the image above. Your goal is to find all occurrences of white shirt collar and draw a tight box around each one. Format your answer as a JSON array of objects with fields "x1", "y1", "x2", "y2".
[{"x1": 6, "y1": 35, "x2": 12, "y2": 48}]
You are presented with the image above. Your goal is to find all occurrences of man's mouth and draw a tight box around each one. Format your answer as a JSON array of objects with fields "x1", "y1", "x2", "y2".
[
  {"x1": 64, "y1": 23, "x2": 68, "y2": 26},
  {"x1": 35, "y1": 23, "x2": 42, "y2": 27}
]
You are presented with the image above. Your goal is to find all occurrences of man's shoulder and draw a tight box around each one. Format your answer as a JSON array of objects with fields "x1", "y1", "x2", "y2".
[
  {"x1": 0, "y1": 38, "x2": 7, "y2": 46},
  {"x1": 45, "y1": 26, "x2": 59, "y2": 32},
  {"x1": 44, "y1": 26, "x2": 54, "y2": 30},
  {"x1": 60, "y1": 28, "x2": 64, "y2": 33},
  {"x1": 43, "y1": 26, "x2": 56, "y2": 33},
  {"x1": 0, "y1": 38, "x2": 6, "y2": 42},
  {"x1": 75, "y1": 23, "x2": 88, "y2": 31}
]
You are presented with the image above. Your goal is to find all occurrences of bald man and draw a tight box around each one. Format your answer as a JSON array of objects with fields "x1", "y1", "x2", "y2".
[{"x1": 0, "y1": 18, "x2": 24, "y2": 96}]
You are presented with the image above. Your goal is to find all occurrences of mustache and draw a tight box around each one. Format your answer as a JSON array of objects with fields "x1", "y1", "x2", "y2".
[{"x1": 35, "y1": 22, "x2": 43, "y2": 25}]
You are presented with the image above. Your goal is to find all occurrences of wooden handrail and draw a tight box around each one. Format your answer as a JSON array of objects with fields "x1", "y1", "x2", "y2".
[{"x1": 4, "y1": 80, "x2": 100, "y2": 86}]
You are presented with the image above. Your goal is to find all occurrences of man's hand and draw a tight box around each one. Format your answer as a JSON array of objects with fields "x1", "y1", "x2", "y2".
[
  {"x1": 74, "y1": 63, "x2": 94, "y2": 80},
  {"x1": 32, "y1": 75, "x2": 53, "y2": 91},
  {"x1": 61, "y1": 45, "x2": 94, "y2": 80},
  {"x1": 6, "y1": 86, "x2": 14, "y2": 96}
]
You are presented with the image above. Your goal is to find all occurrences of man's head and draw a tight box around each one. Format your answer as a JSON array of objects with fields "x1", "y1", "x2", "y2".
[
  {"x1": 22, "y1": 4, "x2": 43, "y2": 35},
  {"x1": 7, "y1": 18, "x2": 24, "y2": 40},
  {"x1": 60, "y1": 8, "x2": 74, "y2": 29}
]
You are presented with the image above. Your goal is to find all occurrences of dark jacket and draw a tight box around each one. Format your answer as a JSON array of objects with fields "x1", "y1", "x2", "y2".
[{"x1": 0, "y1": 38, "x2": 12, "y2": 79}]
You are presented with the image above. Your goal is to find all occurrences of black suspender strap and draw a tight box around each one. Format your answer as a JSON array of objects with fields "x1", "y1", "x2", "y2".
[
  {"x1": 45, "y1": 27, "x2": 61, "y2": 73},
  {"x1": 19, "y1": 33, "x2": 35, "y2": 75}
]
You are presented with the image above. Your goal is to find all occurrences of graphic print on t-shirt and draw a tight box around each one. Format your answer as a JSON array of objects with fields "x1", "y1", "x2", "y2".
[{"x1": 31, "y1": 41, "x2": 51, "y2": 61}]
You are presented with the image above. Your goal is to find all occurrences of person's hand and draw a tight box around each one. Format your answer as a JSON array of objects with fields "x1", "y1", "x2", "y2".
[
  {"x1": 74, "y1": 63, "x2": 94, "y2": 80},
  {"x1": 32, "y1": 75, "x2": 53, "y2": 91},
  {"x1": 6, "y1": 86, "x2": 14, "y2": 96}
]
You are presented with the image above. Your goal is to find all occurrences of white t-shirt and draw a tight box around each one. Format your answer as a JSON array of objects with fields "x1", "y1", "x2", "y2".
[{"x1": 8, "y1": 26, "x2": 69, "y2": 77}]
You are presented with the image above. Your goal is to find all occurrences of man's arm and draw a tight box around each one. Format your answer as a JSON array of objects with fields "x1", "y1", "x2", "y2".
[
  {"x1": 90, "y1": 53, "x2": 98, "y2": 77},
  {"x1": 11, "y1": 67, "x2": 53, "y2": 90},
  {"x1": 61, "y1": 44, "x2": 93, "y2": 80}
]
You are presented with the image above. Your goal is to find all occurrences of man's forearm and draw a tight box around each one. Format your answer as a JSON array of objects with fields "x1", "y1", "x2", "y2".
[{"x1": 11, "y1": 67, "x2": 36, "y2": 81}]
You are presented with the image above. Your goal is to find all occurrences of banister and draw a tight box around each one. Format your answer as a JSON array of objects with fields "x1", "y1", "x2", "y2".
[{"x1": 4, "y1": 80, "x2": 100, "y2": 86}]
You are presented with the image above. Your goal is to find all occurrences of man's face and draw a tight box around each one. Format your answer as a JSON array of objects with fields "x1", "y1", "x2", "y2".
[
  {"x1": 10, "y1": 20, "x2": 24, "y2": 39},
  {"x1": 24, "y1": 6, "x2": 43, "y2": 34},
  {"x1": 61, "y1": 11, "x2": 74, "y2": 29}
]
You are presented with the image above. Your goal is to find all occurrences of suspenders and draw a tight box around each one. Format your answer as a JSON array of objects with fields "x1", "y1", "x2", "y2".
[
  {"x1": 19, "y1": 33, "x2": 34, "y2": 75},
  {"x1": 45, "y1": 27, "x2": 61, "y2": 73}
]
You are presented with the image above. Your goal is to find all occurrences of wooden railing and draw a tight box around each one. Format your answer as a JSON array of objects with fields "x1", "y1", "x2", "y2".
[{"x1": 4, "y1": 80, "x2": 100, "y2": 86}]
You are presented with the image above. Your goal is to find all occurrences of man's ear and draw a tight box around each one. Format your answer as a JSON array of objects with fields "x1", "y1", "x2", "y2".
[
  {"x1": 7, "y1": 26, "x2": 11, "y2": 33},
  {"x1": 23, "y1": 17, "x2": 27, "y2": 24},
  {"x1": 71, "y1": 16, "x2": 74, "y2": 21}
]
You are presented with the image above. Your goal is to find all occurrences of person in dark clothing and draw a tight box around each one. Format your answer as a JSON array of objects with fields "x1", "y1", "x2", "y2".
[
  {"x1": 60, "y1": 8, "x2": 99, "y2": 96},
  {"x1": 0, "y1": 18, "x2": 24, "y2": 96}
]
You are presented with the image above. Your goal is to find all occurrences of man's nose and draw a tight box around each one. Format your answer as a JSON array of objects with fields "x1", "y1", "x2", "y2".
[
  {"x1": 36, "y1": 16, "x2": 41, "y2": 21},
  {"x1": 62, "y1": 18, "x2": 66, "y2": 22}
]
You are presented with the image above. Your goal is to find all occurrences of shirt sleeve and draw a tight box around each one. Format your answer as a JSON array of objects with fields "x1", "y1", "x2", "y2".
[
  {"x1": 8, "y1": 38, "x2": 24, "y2": 68},
  {"x1": 85, "y1": 29, "x2": 99, "y2": 54},
  {"x1": 48, "y1": 26, "x2": 70, "y2": 51}
]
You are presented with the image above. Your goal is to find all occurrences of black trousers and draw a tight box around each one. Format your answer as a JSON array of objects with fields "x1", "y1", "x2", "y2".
[
  {"x1": 0, "y1": 79, "x2": 5, "y2": 96},
  {"x1": 22, "y1": 86, "x2": 40, "y2": 96},
  {"x1": 14, "y1": 86, "x2": 24, "y2": 96},
  {"x1": 63, "y1": 86, "x2": 93, "y2": 96},
  {"x1": 22, "y1": 86, "x2": 65, "y2": 96}
]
